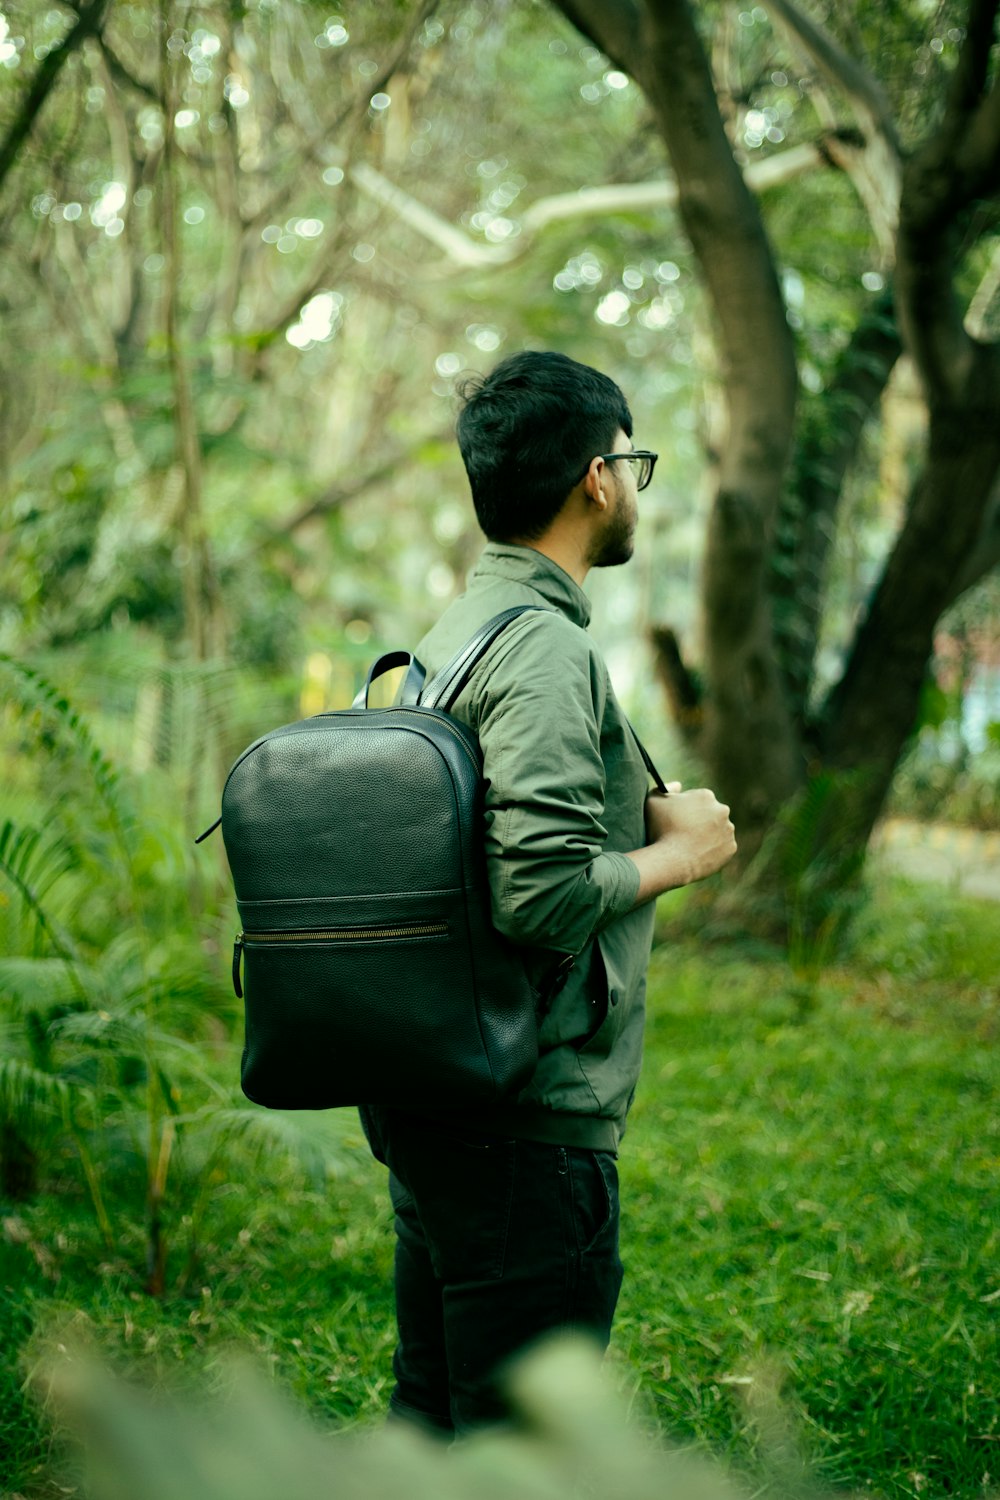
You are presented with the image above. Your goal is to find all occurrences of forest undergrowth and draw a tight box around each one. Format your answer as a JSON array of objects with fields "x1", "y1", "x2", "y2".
[
  {"x1": 1, "y1": 658, "x2": 997, "y2": 1500},
  {"x1": 2, "y1": 880, "x2": 997, "y2": 1500}
]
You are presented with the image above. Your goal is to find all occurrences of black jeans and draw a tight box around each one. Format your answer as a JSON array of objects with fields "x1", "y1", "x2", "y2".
[{"x1": 360, "y1": 1106, "x2": 624, "y2": 1436}]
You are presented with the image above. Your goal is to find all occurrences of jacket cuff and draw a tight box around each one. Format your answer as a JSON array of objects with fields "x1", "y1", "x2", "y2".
[{"x1": 594, "y1": 851, "x2": 642, "y2": 932}]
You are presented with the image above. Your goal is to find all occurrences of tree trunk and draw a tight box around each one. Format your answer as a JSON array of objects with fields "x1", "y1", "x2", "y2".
[
  {"x1": 552, "y1": 0, "x2": 1000, "y2": 941},
  {"x1": 159, "y1": 0, "x2": 225, "y2": 662},
  {"x1": 555, "y1": 0, "x2": 803, "y2": 861}
]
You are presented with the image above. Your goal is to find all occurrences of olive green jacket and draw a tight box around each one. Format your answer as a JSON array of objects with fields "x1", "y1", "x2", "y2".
[{"x1": 415, "y1": 543, "x2": 657, "y2": 1153}]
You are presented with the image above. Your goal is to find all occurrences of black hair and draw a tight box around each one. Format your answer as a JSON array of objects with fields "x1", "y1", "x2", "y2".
[{"x1": 455, "y1": 350, "x2": 633, "y2": 541}]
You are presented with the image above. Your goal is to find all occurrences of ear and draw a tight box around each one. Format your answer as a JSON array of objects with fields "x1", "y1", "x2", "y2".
[{"x1": 581, "y1": 455, "x2": 610, "y2": 512}]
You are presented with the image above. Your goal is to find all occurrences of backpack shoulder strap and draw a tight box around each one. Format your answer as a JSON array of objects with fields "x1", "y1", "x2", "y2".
[
  {"x1": 419, "y1": 603, "x2": 668, "y2": 791},
  {"x1": 418, "y1": 605, "x2": 550, "y2": 711}
]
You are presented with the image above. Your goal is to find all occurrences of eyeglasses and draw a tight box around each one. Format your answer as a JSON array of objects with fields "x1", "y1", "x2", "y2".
[{"x1": 578, "y1": 449, "x2": 658, "y2": 491}]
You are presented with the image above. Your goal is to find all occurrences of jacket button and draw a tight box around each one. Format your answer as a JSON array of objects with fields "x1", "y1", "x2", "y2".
[{"x1": 609, "y1": 988, "x2": 619, "y2": 1007}]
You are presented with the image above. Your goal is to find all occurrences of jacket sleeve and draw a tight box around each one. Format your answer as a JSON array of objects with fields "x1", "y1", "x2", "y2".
[{"x1": 473, "y1": 616, "x2": 641, "y2": 954}]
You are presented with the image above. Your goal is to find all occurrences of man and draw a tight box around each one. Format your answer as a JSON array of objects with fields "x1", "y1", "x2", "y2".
[{"x1": 361, "y1": 350, "x2": 736, "y2": 1436}]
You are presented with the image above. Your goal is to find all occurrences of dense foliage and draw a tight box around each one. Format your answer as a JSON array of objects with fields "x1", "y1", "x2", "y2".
[{"x1": 1, "y1": 4, "x2": 998, "y2": 1494}]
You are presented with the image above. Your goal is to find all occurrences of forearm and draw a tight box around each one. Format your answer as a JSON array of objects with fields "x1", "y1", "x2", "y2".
[{"x1": 623, "y1": 841, "x2": 695, "y2": 909}]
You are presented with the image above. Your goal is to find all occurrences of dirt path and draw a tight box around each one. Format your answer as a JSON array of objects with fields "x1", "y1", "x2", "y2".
[{"x1": 870, "y1": 818, "x2": 1000, "y2": 901}]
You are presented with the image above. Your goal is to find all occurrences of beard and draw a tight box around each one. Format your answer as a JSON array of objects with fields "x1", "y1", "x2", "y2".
[{"x1": 588, "y1": 471, "x2": 636, "y2": 569}]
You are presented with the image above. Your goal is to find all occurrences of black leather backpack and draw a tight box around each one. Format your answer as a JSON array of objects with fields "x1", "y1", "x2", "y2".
[{"x1": 198, "y1": 607, "x2": 567, "y2": 1111}]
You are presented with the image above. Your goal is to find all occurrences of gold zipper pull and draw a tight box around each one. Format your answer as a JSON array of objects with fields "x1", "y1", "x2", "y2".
[{"x1": 232, "y1": 934, "x2": 244, "y2": 998}]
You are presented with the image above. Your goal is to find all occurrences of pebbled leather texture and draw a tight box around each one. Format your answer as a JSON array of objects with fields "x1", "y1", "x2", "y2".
[{"x1": 223, "y1": 702, "x2": 539, "y2": 1111}]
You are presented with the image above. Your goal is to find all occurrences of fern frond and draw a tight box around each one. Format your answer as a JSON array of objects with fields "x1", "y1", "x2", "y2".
[
  {"x1": 202, "y1": 1107, "x2": 356, "y2": 1184},
  {"x1": 51, "y1": 1010, "x2": 145, "y2": 1047},
  {"x1": 0, "y1": 818, "x2": 79, "y2": 897},
  {"x1": 0, "y1": 820, "x2": 81, "y2": 962},
  {"x1": 0, "y1": 656, "x2": 137, "y2": 861},
  {"x1": 0, "y1": 955, "x2": 85, "y2": 1013},
  {"x1": 0, "y1": 1057, "x2": 73, "y2": 1127}
]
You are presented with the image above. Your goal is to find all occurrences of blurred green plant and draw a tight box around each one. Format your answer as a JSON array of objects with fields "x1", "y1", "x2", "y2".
[
  {"x1": 0, "y1": 655, "x2": 354, "y2": 1294},
  {"x1": 705, "y1": 768, "x2": 873, "y2": 1013},
  {"x1": 43, "y1": 1336, "x2": 789, "y2": 1500},
  {"x1": 4, "y1": 879, "x2": 997, "y2": 1495},
  {"x1": 888, "y1": 733, "x2": 1000, "y2": 831}
]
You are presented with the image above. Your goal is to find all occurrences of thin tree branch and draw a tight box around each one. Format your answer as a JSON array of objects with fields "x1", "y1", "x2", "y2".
[
  {"x1": 50, "y1": 220, "x2": 146, "y2": 478},
  {"x1": 257, "y1": 433, "x2": 452, "y2": 547},
  {"x1": 207, "y1": 78, "x2": 244, "y2": 384},
  {"x1": 649, "y1": 625, "x2": 704, "y2": 747},
  {"x1": 966, "y1": 235, "x2": 1000, "y2": 338},
  {"x1": 350, "y1": 141, "x2": 827, "y2": 269},
  {"x1": 0, "y1": 0, "x2": 110, "y2": 195},
  {"x1": 89, "y1": 44, "x2": 135, "y2": 338},
  {"x1": 255, "y1": 232, "x2": 356, "y2": 346},
  {"x1": 98, "y1": 36, "x2": 162, "y2": 104},
  {"x1": 158, "y1": 0, "x2": 223, "y2": 660},
  {"x1": 247, "y1": 0, "x2": 440, "y2": 234}
]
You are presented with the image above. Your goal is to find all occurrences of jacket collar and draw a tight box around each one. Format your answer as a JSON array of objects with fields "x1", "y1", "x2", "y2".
[{"x1": 468, "y1": 543, "x2": 592, "y2": 629}]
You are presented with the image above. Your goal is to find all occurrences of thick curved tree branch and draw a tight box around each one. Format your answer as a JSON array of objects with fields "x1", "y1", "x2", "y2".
[
  {"x1": 555, "y1": 0, "x2": 799, "y2": 492},
  {"x1": 549, "y1": 0, "x2": 641, "y2": 72},
  {"x1": 765, "y1": 0, "x2": 900, "y2": 154},
  {"x1": 256, "y1": 432, "x2": 453, "y2": 548},
  {"x1": 897, "y1": 1, "x2": 1000, "y2": 400},
  {"x1": 942, "y1": 473, "x2": 1000, "y2": 607},
  {"x1": 798, "y1": 0, "x2": 1000, "y2": 860},
  {"x1": 765, "y1": 0, "x2": 902, "y2": 258},
  {"x1": 941, "y1": 0, "x2": 999, "y2": 154},
  {"x1": 957, "y1": 79, "x2": 1000, "y2": 197},
  {"x1": 777, "y1": 294, "x2": 902, "y2": 732},
  {"x1": 950, "y1": 518, "x2": 1000, "y2": 609},
  {"x1": 0, "y1": 0, "x2": 110, "y2": 195},
  {"x1": 822, "y1": 344, "x2": 1000, "y2": 760}
]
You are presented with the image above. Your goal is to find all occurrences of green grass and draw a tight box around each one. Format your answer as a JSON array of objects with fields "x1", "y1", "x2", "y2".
[{"x1": 2, "y1": 879, "x2": 998, "y2": 1500}]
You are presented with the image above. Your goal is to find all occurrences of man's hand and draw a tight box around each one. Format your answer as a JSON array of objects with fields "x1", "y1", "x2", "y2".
[{"x1": 626, "y1": 781, "x2": 737, "y2": 906}]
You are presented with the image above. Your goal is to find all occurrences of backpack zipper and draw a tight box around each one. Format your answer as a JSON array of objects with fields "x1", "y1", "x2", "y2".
[
  {"x1": 200, "y1": 710, "x2": 480, "y2": 846},
  {"x1": 232, "y1": 922, "x2": 448, "y2": 998},
  {"x1": 393, "y1": 706, "x2": 480, "y2": 763}
]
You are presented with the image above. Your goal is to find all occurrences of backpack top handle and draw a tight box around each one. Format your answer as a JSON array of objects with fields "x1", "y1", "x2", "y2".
[{"x1": 352, "y1": 650, "x2": 426, "y2": 709}]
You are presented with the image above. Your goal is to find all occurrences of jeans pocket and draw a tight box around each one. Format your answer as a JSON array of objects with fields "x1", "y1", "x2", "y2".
[
  {"x1": 568, "y1": 1149, "x2": 619, "y2": 1256},
  {"x1": 384, "y1": 1115, "x2": 517, "y2": 1283}
]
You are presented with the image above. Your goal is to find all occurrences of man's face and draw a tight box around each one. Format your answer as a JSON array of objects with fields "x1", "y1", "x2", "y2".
[{"x1": 588, "y1": 429, "x2": 639, "y2": 569}]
